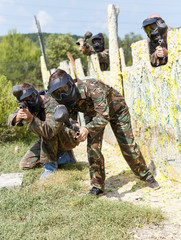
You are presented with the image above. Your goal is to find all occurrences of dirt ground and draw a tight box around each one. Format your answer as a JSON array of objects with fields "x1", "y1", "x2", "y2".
[{"x1": 74, "y1": 140, "x2": 181, "y2": 240}]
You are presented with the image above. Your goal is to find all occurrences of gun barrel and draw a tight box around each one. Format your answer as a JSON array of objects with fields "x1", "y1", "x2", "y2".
[{"x1": 66, "y1": 119, "x2": 80, "y2": 137}]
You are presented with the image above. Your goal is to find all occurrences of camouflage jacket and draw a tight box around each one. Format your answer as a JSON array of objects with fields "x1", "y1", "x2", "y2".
[
  {"x1": 8, "y1": 92, "x2": 78, "y2": 151},
  {"x1": 70, "y1": 78, "x2": 126, "y2": 138},
  {"x1": 83, "y1": 43, "x2": 109, "y2": 71}
]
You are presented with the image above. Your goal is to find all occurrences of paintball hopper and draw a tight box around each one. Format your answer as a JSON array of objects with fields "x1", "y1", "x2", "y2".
[
  {"x1": 76, "y1": 31, "x2": 92, "y2": 46},
  {"x1": 54, "y1": 104, "x2": 69, "y2": 123},
  {"x1": 84, "y1": 31, "x2": 92, "y2": 40},
  {"x1": 12, "y1": 85, "x2": 23, "y2": 101},
  {"x1": 12, "y1": 85, "x2": 26, "y2": 109},
  {"x1": 54, "y1": 105, "x2": 80, "y2": 137}
]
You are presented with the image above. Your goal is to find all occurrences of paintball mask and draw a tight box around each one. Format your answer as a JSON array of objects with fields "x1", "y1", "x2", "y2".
[
  {"x1": 48, "y1": 74, "x2": 77, "y2": 109},
  {"x1": 142, "y1": 17, "x2": 168, "y2": 43},
  {"x1": 92, "y1": 34, "x2": 105, "y2": 52},
  {"x1": 20, "y1": 87, "x2": 42, "y2": 113}
]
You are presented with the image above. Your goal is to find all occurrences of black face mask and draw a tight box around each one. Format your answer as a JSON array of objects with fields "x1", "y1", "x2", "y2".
[
  {"x1": 143, "y1": 17, "x2": 168, "y2": 41},
  {"x1": 92, "y1": 41, "x2": 104, "y2": 52},
  {"x1": 52, "y1": 82, "x2": 77, "y2": 109},
  {"x1": 48, "y1": 74, "x2": 77, "y2": 110},
  {"x1": 150, "y1": 22, "x2": 168, "y2": 43},
  {"x1": 92, "y1": 34, "x2": 105, "y2": 52},
  {"x1": 20, "y1": 87, "x2": 42, "y2": 113},
  {"x1": 26, "y1": 95, "x2": 42, "y2": 114}
]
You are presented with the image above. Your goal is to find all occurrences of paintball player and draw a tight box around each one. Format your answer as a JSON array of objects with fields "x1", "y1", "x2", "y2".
[
  {"x1": 76, "y1": 32, "x2": 109, "y2": 71},
  {"x1": 48, "y1": 69, "x2": 160, "y2": 196},
  {"x1": 142, "y1": 14, "x2": 168, "y2": 67},
  {"x1": 8, "y1": 83, "x2": 79, "y2": 179}
]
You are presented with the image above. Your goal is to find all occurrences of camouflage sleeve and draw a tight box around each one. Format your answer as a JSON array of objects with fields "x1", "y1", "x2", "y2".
[
  {"x1": 85, "y1": 83, "x2": 109, "y2": 137},
  {"x1": 97, "y1": 49, "x2": 109, "y2": 62},
  {"x1": 8, "y1": 111, "x2": 24, "y2": 127},
  {"x1": 82, "y1": 43, "x2": 96, "y2": 56},
  {"x1": 97, "y1": 49, "x2": 110, "y2": 71},
  {"x1": 28, "y1": 97, "x2": 63, "y2": 139},
  {"x1": 149, "y1": 41, "x2": 160, "y2": 67},
  {"x1": 69, "y1": 111, "x2": 78, "y2": 122},
  {"x1": 150, "y1": 52, "x2": 158, "y2": 67}
]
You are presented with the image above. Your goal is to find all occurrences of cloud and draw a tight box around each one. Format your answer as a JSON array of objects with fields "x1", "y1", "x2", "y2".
[
  {"x1": 32, "y1": 10, "x2": 54, "y2": 32},
  {"x1": 95, "y1": 22, "x2": 108, "y2": 32},
  {"x1": 17, "y1": 5, "x2": 28, "y2": 16},
  {"x1": 131, "y1": 4, "x2": 145, "y2": 16},
  {"x1": 0, "y1": 15, "x2": 5, "y2": 25},
  {"x1": 85, "y1": 21, "x2": 108, "y2": 36},
  {"x1": 0, "y1": 0, "x2": 14, "y2": 9}
]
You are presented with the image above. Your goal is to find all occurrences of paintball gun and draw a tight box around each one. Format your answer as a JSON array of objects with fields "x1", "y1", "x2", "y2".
[
  {"x1": 76, "y1": 31, "x2": 92, "y2": 47},
  {"x1": 150, "y1": 24, "x2": 168, "y2": 63},
  {"x1": 54, "y1": 105, "x2": 80, "y2": 138},
  {"x1": 83, "y1": 31, "x2": 92, "y2": 45},
  {"x1": 12, "y1": 85, "x2": 26, "y2": 109},
  {"x1": 151, "y1": 23, "x2": 167, "y2": 47},
  {"x1": 153, "y1": 32, "x2": 164, "y2": 46}
]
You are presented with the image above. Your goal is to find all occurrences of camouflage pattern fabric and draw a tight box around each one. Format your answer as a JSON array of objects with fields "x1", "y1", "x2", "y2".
[
  {"x1": 19, "y1": 140, "x2": 42, "y2": 169},
  {"x1": 81, "y1": 43, "x2": 109, "y2": 71},
  {"x1": 8, "y1": 93, "x2": 79, "y2": 169},
  {"x1": 70, "y1": 78, "x2": 152, "y2": 190}
]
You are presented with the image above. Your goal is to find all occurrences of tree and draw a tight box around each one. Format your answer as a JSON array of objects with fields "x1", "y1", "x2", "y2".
[
  {"x1": 118, "y1": 32, "x2": 143, "y2": 66},
  {"x1": 0, "y1": 75, "x2": 30, "y2": 142},
  {"x1": 0, "y1": 30, "x2": 42, "y2": 88},
  {"x1": 45, "y1": 34, "x2": 87, "y2": 73}
]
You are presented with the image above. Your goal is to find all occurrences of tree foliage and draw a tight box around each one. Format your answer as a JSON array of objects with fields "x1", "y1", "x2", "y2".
[
  {"x1": 0, "y1": 31, "x2": 143, "y2": 142},
  {"x1": 0, "y1": 30, "x2": 42, "y2": 88},
  {"x1": 0, "y1": 76, "x2": 17, "y2": 126},
  {"x1": 0, "y1": 75, "x2": 30, "y2": 142},
  {"x1": 118, "y1": 32, "x2": 143, "y2": 66},
  {"x1": 45, "y1": 34, "x2": 88, "y2": 73},
  {"x1": 0, "y1": 31, "x2": 142, "y2": 78}
]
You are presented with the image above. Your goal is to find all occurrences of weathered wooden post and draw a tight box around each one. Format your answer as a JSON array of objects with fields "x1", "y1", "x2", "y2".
[
  {"x1": 40, "y1": 56, "x2": 50, "y2": 89},
  {"x1": 35, "y1": 16, "x2": 50, "y2": 89},
  {"x1": 107, "y1": 4, "x2": 124, "y2": 95}
]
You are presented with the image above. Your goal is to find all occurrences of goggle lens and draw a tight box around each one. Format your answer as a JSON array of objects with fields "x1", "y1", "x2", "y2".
[{"x1": 52, "y1": 82, "x2": 72, "y2": 101}]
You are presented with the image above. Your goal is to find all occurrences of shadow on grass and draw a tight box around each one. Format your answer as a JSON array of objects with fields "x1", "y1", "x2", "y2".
[
  {"x1": 22, "y1": 162, "x2": 89, "y2": 187},
  {"x1": 60, "y1": 162, "x2": 149, "y2": 199},
  {"x1": 59, "y1": 162, "x2": 89, "y2": 171},
  {"x1": 105, "y1": 170, "x2": 149, "y2": 199}
]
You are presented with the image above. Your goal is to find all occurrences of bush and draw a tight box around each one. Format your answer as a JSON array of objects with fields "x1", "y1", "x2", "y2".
[
  {"x1": 0, "y1": 75, "x2": 31, "y2": 142},
  {"x1": 0, "y1": 30, "x2": 42, "y2": 88}
]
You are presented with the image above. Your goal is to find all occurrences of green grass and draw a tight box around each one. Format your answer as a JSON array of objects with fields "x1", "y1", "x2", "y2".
[{"x1": 0, "y1": 138, "x2": 164, "y2": 240}]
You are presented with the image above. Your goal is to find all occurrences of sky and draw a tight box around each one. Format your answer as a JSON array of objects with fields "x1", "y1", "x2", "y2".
[{"x1": 0, "y1": 0, "x2": 181, "y2": 39}]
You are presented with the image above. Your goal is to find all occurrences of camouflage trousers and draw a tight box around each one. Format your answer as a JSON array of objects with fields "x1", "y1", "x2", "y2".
[
  {"x1": 19, "y1": 140, "x2": 43, "y2": 169},
  {"x1": 87, "y1": 105, "x2": 152, "y2": 191},
  {"x1": 19, "y1": 132, "x2": 78, "y2": 170}
]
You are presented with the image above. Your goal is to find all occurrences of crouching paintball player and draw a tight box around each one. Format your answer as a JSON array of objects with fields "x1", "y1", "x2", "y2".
[
  {"x1": 8, "y1": 83, "x2": 79, "y2": 179},
  {"x1": 48, "y1": 69, "x2": 160, "y2": 196}
]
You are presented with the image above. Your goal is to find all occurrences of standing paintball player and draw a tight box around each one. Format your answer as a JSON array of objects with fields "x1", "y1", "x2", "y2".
[
  {"x1": 48, "y1": 69, "x2": 160, "y2": 196},
  {"x1": 8, "y1": 83, "x2": 79, "y2": 179},
  {"x1": 76, "y1": 32, "x2": 109, "y2": 71}
]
